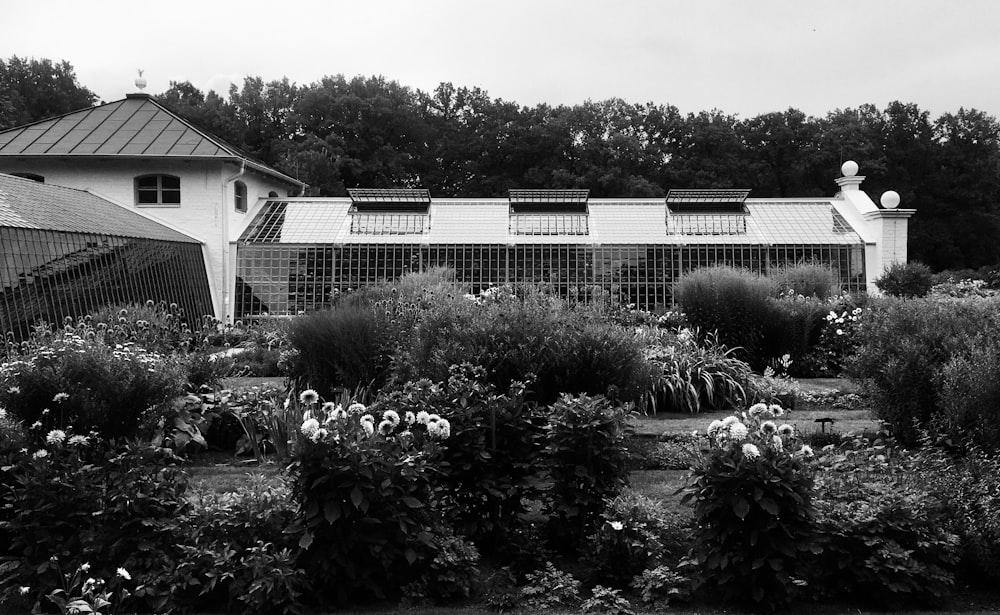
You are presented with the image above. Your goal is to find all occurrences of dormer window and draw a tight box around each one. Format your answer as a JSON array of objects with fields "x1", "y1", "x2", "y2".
[
  {"x1": 235, "y1": 181, "x2": 248, "y2": 212},
  {"x1": 508, "y1": 189, "x2": 590, "y2": 235},
  {"x1": 135, "y1": 174, "x2": 181, "y2": 206}
]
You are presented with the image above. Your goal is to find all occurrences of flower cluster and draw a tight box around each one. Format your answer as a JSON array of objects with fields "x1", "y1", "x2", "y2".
[
  {"x1": 296, "y1": 389, "x2": 449, "y2": 447},
  {"x1": 826, "y1": 307, "x2": 863, "y2": 337},
  {"x1": 704, "y1": 403, "x2": 810, "y2": 460}
]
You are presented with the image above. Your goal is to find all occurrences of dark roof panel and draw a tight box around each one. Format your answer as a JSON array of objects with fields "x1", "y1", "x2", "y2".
[
  {"x1": 0, "y1": 95, "x2": 303, "y2": 187},
  {"x1": 0, "y1": 172, "x2": 200, "y2": 243}
]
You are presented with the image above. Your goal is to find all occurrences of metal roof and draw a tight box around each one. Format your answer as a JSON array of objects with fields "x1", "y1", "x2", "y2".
[
  {"x1": 0, "y1": 94, "x2": 304, "y2": 188},
  {"x1": 0, "y1": 173, "x2": 201, "y2": 242},
  {"x1": 238, "y1": 197, "x2": 864, "y2": 246}
]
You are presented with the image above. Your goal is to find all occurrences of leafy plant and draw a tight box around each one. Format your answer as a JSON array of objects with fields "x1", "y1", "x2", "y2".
[
  {"x1": 543, "y1": 394, "x2": 633, "y2": 550},
  {"x1": 631, "y1": 564, "x2": 694, "y2": 608},
  {"x1": 581, "y1": 585, "x2": 634, "y2": 615},
  {"x1": 876, "y1": 261, "x2": 934, "y2": 298},
  {"x1": 643, "y1": 328, "x2": 751, "y2": 414},
  {"x1": 519, "y1": 562, "x2": 580, "y2": 610},
  {"x1": 682, "y1": 406, "x2": 815, "y2": 609}
]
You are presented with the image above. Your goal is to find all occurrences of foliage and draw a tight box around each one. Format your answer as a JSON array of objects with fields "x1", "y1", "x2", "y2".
[
  {"x1": 627, "y1": 434, "x2": 701, "y2": 471},
  {"x1": 287, "y1": 396, "x2": 449, "y2": 606},
  {"x1": 400, "y1": 526, "x2": 481, "y2": 605},
  {"x1": 0, "y1": 56, "x2": 97, "y2": 130},
  {"x1": 936, "y1": 330, "x2": 1000, "y2": 451},
  {"x1": 808, "y1": 435, "x2": 960, "y2": 607},
  {"x1": 42, "y1": 559, "x2": 134, "y2": 615},
  {"x1": 773, "y1": 262, "x2": 839, "y2": 300},
  {"x1": 85, "y1": 301, "x2": 201, "y2": 354},
  {"x1": 143, "y1": 393, "x2": 210, "y2": 453},
  {"x1": 760, "y1": 295, "x2": 829, "y2": 367},
  {"x1": 398, "y1": 286, "x2": 651, "y2": 405},
  {"x1": 875, "y1": 261, "x2": 935, "y2": 298},
  {"x1": 642, "y1": 328, "x2": 751, "y2": 414},
  {"x1": 519, "y1": 562, "x2": 581, "y2": 611},
  {"x1": 847, "y1": 296, "x2": 1000, "y2": 446},
  {"x1": 0, "y1": 328, "x2": 186, "y2": 439},
  {"x1": 682, "y1": 406, "x2": 815, "y2": 610},
  {"x1": 581, "y1": 585, "x2": 634, "y2": 615},
  {"x1": 795, "y1": 293, "x2": 868, "y2": 377},
  {"x1": 631, "y1": 564, "x2": 694, "y2": 609},
  {"x1": 584, "y1": 490, "x2": 691, "y2": 587},
  {"x1": 371, "y1": 365, "x2": 544, "y2": 549},
  {"x1": 675, "y1": 266, "x2": 778, "y2": 368},
  {"x1": 170, "y1": 476, "x2": 306, "y2": 615},
  {"x1": 543, "y1": 394, "x2": 633, "y2": 549},
  {"x1": 285, "y1": 294, "x2": 421, "y2": 397},
  {"x1": 0, "y1": 441, "x2": 189, "y2": 612}
]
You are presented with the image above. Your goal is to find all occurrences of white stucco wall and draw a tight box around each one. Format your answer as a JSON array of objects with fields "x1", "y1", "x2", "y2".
[{"x1": 0, "y1": 158, "x2": 295, "y2": 320}]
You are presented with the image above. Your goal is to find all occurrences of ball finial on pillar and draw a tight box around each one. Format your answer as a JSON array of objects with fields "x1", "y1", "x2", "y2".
[
  {"x1": 880, "y1": 190, "x2": 901, "y2": 209},
  {"x1": 841, "y1": 160, "x2": 859, "y2": 177}
]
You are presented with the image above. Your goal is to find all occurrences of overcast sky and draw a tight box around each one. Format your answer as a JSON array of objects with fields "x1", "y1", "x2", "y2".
[{"x1": 4, "y1": 0, "x2": 999, "y2": 119}]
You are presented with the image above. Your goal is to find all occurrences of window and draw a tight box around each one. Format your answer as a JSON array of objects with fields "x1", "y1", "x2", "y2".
[
  {"x1": 11, "y1": 173, "x2": 44, "y2": 183},
  {"x1": 135, "y1": 174, "x2": 181, "y2": 206},
  {"x1": 268, "y1": 191, "x2": 279, "y2": 198},
  {"x1": 235, "y1": 181, "x2": 248, "y2": 212}
]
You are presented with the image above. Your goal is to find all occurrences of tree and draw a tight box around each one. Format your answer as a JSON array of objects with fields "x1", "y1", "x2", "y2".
[{"x1": 0, "y1": 56, "x2": 97, "y2": 129}]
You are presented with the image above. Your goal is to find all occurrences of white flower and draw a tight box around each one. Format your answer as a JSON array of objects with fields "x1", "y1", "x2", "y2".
[
  {"x1": 742, "y1": 443, "x2": 761, "y2": 459},
  {"x1": 360, "y1": 414, "x2": 375, "y2": 425},
  {"x1": 298, "y1": 389, "x2": 319, "y2": 405},
  {"x1": 772, "y1": 435, "x2": 783, "y2": 451},
  {"x1": 799, "y1": 444, "x2": 814, "y2": 458},
  {"x1": 52, "y1": 392, "x2": 69, "y2": 403},
  {"x1": 46, "y1": 429, "x2": 67, "y2": 445},
  {"x1": 405, "y1": 411, "x2": 416, "y2": 425},
  {"x1": 68, "y1": 435, "x2": 89, "y2": 446},
  {"x1": 116, "y1": 567, "x2": 131, "y2": 581},
  {"x1": 18, "y1": 586, "x2": 29, "y2": 595},
  {"x1": 311, "y1": 427, "x2": 328, "y2": 443},
  {"x1": 427, "y1": 420, "x2": 441, "y2": 437},
  {"x1": 383, "y1": 410, "x2": 400, "y2": 427},
  {"x1": 31, "y1": 421, "x2": 42, "y2": 430},
  {"x1": 438, "y1": 418, "x2": 451, "y2": 439},
  {"x1": 300, "y1": 418, "x2": 320, "y2": 437},
  {"x1": 778, "y1": 424, "x2": 794, "y2": 436},
  {"x1": 748, "y1": 403, "x2": 768, "y2": 418},
  {"x1": 321, "y1": 401, "x2": 337, "y2": 414},
  {"x1": 361, "y1": 421, "x2": 374, "y2": 437},
  {"x1": 759, "y1": 421, "x2": 777, "y2": 435},
  {"x1": 707, "y1": 420, "x2": 724, "y2": 437},
  {"x1": 79, "y1": 562, "x2": 91, "y2": 572},
  {"x1": 721, "y1": 415, "x2": 739, "y2": 427},
  {"x1": 0, "y1": 408, "x2": 6, "y2": 420},
  {"x1": 609, "y1": 521, "x2": 624, "y2": 531},
  {"x1": 8, "y1": 386, "x2": 20, "y2": 395},
  {"x1": 347, "y1": 402, "x2": 366, "y2": 415},
  {"x1": 852, "y1": 308, "x2": 862, "y2": 316},
  {"x1": 416, "y1": 410, "x2": 430, "y2": 425},
  {"x1": 378, "y1": 419, "x2": 394, "y2": 435},
  {"x1": 728, "y1": 422, "x2": 749, "y2": 442},
  {"x1": 836, "y1": 329, "x2": 844, "y2": 336},
  {"x1": 32, "y1": 449, "x2": 48, "y2": 459},
  {"x1": 769, "y1": 404, "x2": 784, "y2": 417}
]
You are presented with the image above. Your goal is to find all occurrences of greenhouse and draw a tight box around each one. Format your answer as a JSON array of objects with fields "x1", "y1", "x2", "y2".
[
  {"x1": 234, "y1": 187, "x2": 871, "y2": 316},
  {"x1": 0, "y1": 174, "x2": 213, "y2": 342}
]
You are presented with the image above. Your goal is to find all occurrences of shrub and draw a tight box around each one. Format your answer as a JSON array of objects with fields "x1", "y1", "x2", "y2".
[
  {"x1": 795, "y1": 293, "x2": 868, "y2": 377},
  {"x1": 398, "y1": 287, "x2": 651, "y2": 406},
  {"x1": 286, "y1": 295, "x2": 421, "y2": 397},
  {"x1": 631, "y1": 564, "x2": 694, "y2": 609},
  {"x1": 400, "y1": 526, "x2": 481, "y2": 605},
  {"x1": 0, "y1": 439, "x2": 189, "y2": 612},
  {"x1": 675, "y1": 266, "x2": 778, "y2": 368},
  {"x1": 519, "y1": 562, "x2": 581, "y2": 611},
  {"x1": 581, "y1": 585, "x2": 633, "y2": 615},
  {"x1": 169, "y1": 476, "x2": 306, "y2": 615},
  {"x1": 584, "y1": 490, "x2": 691, "y2": 588},
  {"x1": 85, "y1": 300, "x2": 200, "y2": 353},
  {"x1": 643, "y1": 329, "x2": 752, "y2": 414},
  {"x1": 875, "y1": 261, "x2": 934, "y2": 298},
  {"x1": 847, "y1": 297, "x2": 1000, "y2": 446},
  {"x1": 287, "y1": 397, "x2": 449, "y2": 607},
  {"x1": 774, "y1": 262, "x2": 838, "y2": 300},
  {"x1": 543, "y1": 394, "x2": 632, "y2": 550},
  {"x1": 0, "y1": 330, "x2": 186, "y2": 439},
  {"x1": 760, "y1": 296, "x2": 829, "y2": 366},
  {"x1": 682, "y1": 405, "x2": 814, "y2": 610},
  {"x1": 937, "y1": 331, "x2": 1000, "y2": 451},
  {"x1": 370, "y1": 365, "x2": 544, "y2": 549},
  {"x1": 808, "y1": 437, "x2": 960, "y2": 607}
]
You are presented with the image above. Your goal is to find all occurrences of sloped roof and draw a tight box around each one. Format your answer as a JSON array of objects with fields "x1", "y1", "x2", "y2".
[
  {"x1": 0, "y1": 94, "x2": 303, "y2": 188},
  {"x1": 238, "y1": 197, "x2": 865, "y2": 246},
  {"x1": 0, "y1": 173, "x2": 201, "y2": 243}
]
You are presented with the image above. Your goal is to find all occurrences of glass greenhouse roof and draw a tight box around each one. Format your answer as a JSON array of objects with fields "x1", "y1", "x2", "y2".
[{"x1": 237, "y1": 198, "x2": 865, "y2": 246}]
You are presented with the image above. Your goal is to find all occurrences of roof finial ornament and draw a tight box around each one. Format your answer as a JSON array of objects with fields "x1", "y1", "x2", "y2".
[{"x1": 135, "y1": 69, "x2": 147, "y2": 92}]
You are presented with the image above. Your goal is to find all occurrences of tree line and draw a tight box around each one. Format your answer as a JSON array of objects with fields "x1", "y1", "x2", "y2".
[{"x1": 2, "y1": 56, "x2": 999, "y2": 272}]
